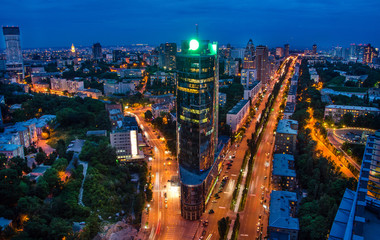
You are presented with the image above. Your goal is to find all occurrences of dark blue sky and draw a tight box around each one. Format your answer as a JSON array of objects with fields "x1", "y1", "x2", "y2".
[{"x1": 1, "y1": 0, "x2": 380, "y2": 49}]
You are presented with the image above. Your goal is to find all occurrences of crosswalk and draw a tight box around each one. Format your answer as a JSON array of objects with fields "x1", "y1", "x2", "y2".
[{"x1": 162, "y1": 221, "x2": 198, "y2": 240}]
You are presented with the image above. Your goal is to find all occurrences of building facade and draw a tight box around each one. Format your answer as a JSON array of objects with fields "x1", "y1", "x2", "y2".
[
  {"x1": 272, "y1": 154, "x2": 296, "y2": 191},
  {"x1": 176, "y1": 38, "x2": 219, "y2": 220},
  {"x1": 243, "y1": 39, "x2": 255, "y2": 69},
  {"x1": 158, "y1": 43, "x2": 177, "y2": 70},
  {"x1": 240, "y1": 69, "x2": 257, "y2": 89},
  {"x1": 274, "y1": 119, "x2": 298, "y2": 155},
  {"x1": 2, "y1": 26, "x2": 24, "y2": 81},
  {"x1": 324, "y1": 105, "x2": 380, "y2": 122},
  {"x1": 92, "y1": 43, "x2": 102, "y2": 60},
  {"x1": 256, "y1": 45, "x2": 269, "y2": 84},
  {"x1": 226, "y1": 100, "x2": 250, "y2": 133}
]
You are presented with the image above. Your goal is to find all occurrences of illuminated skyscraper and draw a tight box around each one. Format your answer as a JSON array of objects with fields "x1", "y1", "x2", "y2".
[
  {"x1": 2, "y1": 26, "x2": 24, "y2": 80},
  {"x1": 284, "y1": 43, "x2": 290, "y2": 58},
  {"x1": 364, "y1": 43, "x2": 378, "y2": 64},
  {"x1": 243, "y1": 39, "x2": 255, "y2": 69},
  {"x1": 176, "y1": 38, "x2": 219, "y2": 220},
  {"x1": 256, "y1": 45, "x2": 269, "y2": 84},
  {"x1": 92, "y1": 43, "x2": 102, "y2": 60},
  {"x1": 70, "y1": 43, "x2": 76, "y2": 58},
  {"x1": 158, "y1": 43, "x2": 177, "y2": 70}
]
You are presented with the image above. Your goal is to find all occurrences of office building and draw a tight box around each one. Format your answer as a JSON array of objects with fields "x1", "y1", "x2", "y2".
[
  {"x1": 241, "y1": 69, "x2": 257, "y2": 89},
  {"x1": 230, "y1": 48, "x2": 245, "y2": 59},
  {"x1": 272, "y1": 154, "x2": 296, "y2": 191},
  {"x1": 243, "y1": 39, "x2": 255, "y2": 69},
  {"x1": 256, "y1": 45, "x2": 269, "y2": 84},
  {"x1": 324, "y1": 105, "x2": 380, "y2": 123},
  {"x1": 110, "y1": 116, "x2": 141, "y2": 161},
  {"x1": 329, "y1": 131, "x2": 380, "y2": 240},
  {"x1": 226, "y1": 100, "x2": 250, "y2": 133},
  {"x1": 2, "y1": 26, "x2": 24, "y2": 81},
  {"x1": 224, "y1": 58, "x2": 239, "y2": 76},
  {"x1": 176, "y1": 38, "x2": 219, "y2": 220},
  {"x1": 363, "y1": 43, "x2": 378, "y2": 64},
  {"x1": 284, "y1": 44, "x2": 290, "y2": 58},
  {"x1": 268, "y1": 191, "x2": 299, "y2": 240},
  {"x1": 312, "y1": 44, "x2": 317, "y2": 55},
  {"x1": 276, "y1": 47, "x2": 284, "y2": 58},
  {"x1": 92, "y1": 43, "x2": 102, "y2": 60},
  {"x1": 112, "y1": 50, "x2": 123, "y2": 62},
  {"x1": 274, "y1": 119, "x2": 298, "y2": 155},
  {"x1": 158, "y1": 43, "x2": 177, "y2": 70}
]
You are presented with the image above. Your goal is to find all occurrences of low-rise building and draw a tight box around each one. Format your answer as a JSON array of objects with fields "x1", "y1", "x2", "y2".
[
  {"x1": 243, "y1": 80, "x2": 262, "y2": 102},
  {"x1": 226, "y1": 100, "x2": 250, "y2": 133},
  {"x1": 324, "y1": 105, "x2": 380, "y2": 122},
  {"x1": 272, "y1": 154, "x2": 296, "y2": 191},
  {"x1": 0, "y1": 144, "x2": 24, "y2": 159},
  {"x1": 309, "y1": 68, "x2": 319, "y2": 83},
  {"x1": 152, "y1": 100, "x2": 174, "y2": 118},
  {"x1": 287, "y1": 85, "x2": 297, "y2": 103},
  {"x1": 268, "y1": 191, "x2": 299, "y2": 240},
  {"x1": 77, "y1": 88, "x2": 103, "y2": 99},
  {"x1": 219, "y1": 92, "x2": 227, "y2": 107},
  {"x1": 283, "y1": 102, "x2": 296, "y2": 119},
  {"x1": 274, "y1": 119, "x2": 298, "y2": 155},
  {"x1": 110, "y1": 116, "x2": 143, "y2": 162},
  {"x1": 50, "y1": 78, "x2": 84, "y2": 93},
  {"x1": 104, "y1": 79, "x2": 135, "y2": 96}
]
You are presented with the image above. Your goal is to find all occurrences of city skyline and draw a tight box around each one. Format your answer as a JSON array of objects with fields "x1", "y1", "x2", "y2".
[{"x1": 1, "y1": 0, "x2": 380, "y2": 49}]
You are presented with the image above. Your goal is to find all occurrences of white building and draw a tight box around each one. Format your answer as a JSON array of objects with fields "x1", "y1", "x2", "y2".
[
  {"x1": 0, "y1": 144, "x2": 24, "y2": 159},
  {"x1": 324, "y1": 105, "x2": 380, "y2": 122},
  {"x1": 104, "y1": 79, "x2": 135, "y2": 96},
  {"x1": 226, "y1": 100, "x2": 250, "y2": 133},
  {"x1": 243, "y1": 80, "x2": 262, "y2": 102},
  {"x1": 50, "y1": 78, "x2": 84, "y2": 93},
  {"x1": 309, "y1": 68, "x2": 319, "y2": 83}
]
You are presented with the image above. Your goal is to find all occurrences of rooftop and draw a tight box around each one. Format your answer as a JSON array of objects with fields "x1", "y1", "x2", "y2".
[
  {"x1": 269, "y1": 191, "x2": 299, "y2": 231},
  {"x1": 0, "y1": 144, "x2": 22, "y2": 151},
  {"x1": 272, "y1": 154, "x2": 296, "y2": 177},
  {"x1": 284, "y1": 102, "x2": 296, "y2": 113},
  {"x1": 276, "y1": 119, "x2": 298, "y2": 135},
  {"x1": 288, "y1": 85, "x2": 297, "y2": 96},
  {"x1": 227, "y1": 99, "x2": 249, "y2": 115},
  {"x1": 325, "y1": 105, "x2": 380, "y2": 112},
  {"x1": 179, "y1": 165, "x2": 210, "y2": 186}
]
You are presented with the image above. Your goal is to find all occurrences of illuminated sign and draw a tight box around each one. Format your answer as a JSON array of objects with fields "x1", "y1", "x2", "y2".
[{"x1": 189, "y1": 39, "x2": 199, "y2": 51}]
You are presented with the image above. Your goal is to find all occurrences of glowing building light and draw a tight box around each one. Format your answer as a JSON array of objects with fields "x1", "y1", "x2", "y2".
[{"x1": 189, "y1": 39, "x2": 199, "y2": 51}]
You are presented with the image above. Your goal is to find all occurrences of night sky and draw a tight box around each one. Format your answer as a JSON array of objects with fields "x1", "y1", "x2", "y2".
[{"x1": 1, "y1": 0, "x2": 380, "y2": 49}]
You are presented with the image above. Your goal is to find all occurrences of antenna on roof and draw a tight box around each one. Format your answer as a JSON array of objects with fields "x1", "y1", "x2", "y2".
[{"x1": 195, "y1": 24, "x2": 199, "y2": 38}]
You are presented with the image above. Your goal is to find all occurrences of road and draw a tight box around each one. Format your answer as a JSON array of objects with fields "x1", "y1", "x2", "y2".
[
  {"x1": 128, "y1": 108, "x2": 199, "y2": 240},
  {"x1": 306, "y1": 108, "x2": 356, "y2": 179},
  {"x1": 238, "y1": 57, "x2": 297, "y2": 240}
]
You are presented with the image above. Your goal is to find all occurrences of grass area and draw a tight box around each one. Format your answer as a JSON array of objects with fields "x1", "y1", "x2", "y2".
[{"x1": 328, "y1": 86, "x2": 368, "y2": 93}]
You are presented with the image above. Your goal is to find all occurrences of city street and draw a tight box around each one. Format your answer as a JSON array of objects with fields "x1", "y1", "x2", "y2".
[{"x1": 238, "y1": 57, "x2": 296, "y2": 240}]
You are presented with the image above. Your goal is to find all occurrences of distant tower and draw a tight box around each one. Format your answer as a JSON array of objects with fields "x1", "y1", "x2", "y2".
[
  {"x1": 243, "y1": 39, "x2": 255, "y2": 69},
  {"x1": 70, "y1": 43, "x2": 76, "y2": 57},
  {"x1": 2, "y1": 26, "x2": 24, "y2": 81},
  {"x1": 312, "y1": 44, "x2": 317, "y2": 55},
  {"x1": 92, "y1": 43, "x2": 102, "y2": 60},
  {"x1": 284, "y1": 44, "x2": 290, "y2": 58},
  {"x1": 256, "y1": 45, "x2": 269, "y2": 84}
]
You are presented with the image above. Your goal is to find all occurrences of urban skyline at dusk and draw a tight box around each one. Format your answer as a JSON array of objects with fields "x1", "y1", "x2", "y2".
[{"x1": 1, "y1": 0, "x2": 380, "y2": 49}]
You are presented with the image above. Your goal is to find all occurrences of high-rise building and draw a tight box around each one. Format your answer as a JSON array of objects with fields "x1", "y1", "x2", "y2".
[
  {"x1": 92, "y1": 43, "x2": 102, "y2": 60},
  {"x1": 243, "y1": 39, "x2": 255, "y2": 69},
  {"x1": 276, "y1": 47, "x2": 284, "y2": 58},
  {"x1": 158, "y1": 43, "x2": 177, "y2": 70},
  {"x1": 255, "y1": 45, "x2": 269, "y2": 84},
  {"x1": 176, "y1": 38, "x2": 219, "y2": 220},
  {"x1": 284, "y1": 44, "x2": 290, "y2": 58},
  {"x1": 240, "y1": 69, "x2": 256, "y2": 89},
  {"x1": 349, "y1": 43, "x2": 358, "y2": 60},
  {"x1": 312, "y1": 44, "x2": 317, "y2": 55},
  {"x1": 112, "y1": 50, "x2": 123, "y2": 62},
  {"x1": 329, "y1": 131, "x2": 380, "y2": 240},
  {"x1": 363, "y1": 43, "x2": 378, "y2": 64},
  {"x1": 2, "y1": 26, "x2": 24, "y2": 80}
]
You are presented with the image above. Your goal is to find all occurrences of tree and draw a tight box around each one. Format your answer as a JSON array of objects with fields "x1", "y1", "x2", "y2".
[
  {"x1": 341, "y1": 113, "x2": 353, "y2": 126},
  {"x1": 218, "y1": 217, "x2": 229, "y2": 239},
  {"x1": 0, "y1": 154, "x2": 7, "y2": 170},
  {"x1": 144, "y1": 110, "x2": 153, "y2": 120},
  {"x1": 17, "y1": 196, "x2": 42, "y2": 216},
  {"x1": 35, "y1": 152, "x2": 47, "y2": 165},
  {"x1": 52, "y1": 158, "x2": 68, "y2": 171},
  {"x1": 48, "y1": 217, "x2": 73, "y2": 239}
]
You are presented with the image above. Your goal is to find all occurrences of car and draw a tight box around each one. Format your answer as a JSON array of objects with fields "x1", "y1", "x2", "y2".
[
  {"x1": 258, "y1": 215, "x2": 262, "y2": 220},
  {"x1": 202, "y1": 230, "x2": 207, "y2": 236},
  {"x1": 264, "y1": 176, "x2": 267, "y2": 180},
  {"x1": 202, "y1": 220, "x2": 209, "y2": 227},
  {"x1": 165, "y1": 204, "x2": 168, "y2": 209},
  {"x1": 212, "y1": 200, "x2": 217, "y2": 203},
  {"x1": 214, "y1": 193, "x2": 219, "y2": 197},
  {"x1": 257, "y1": 226, "x2": 260, "y2": 232},
  {"x1": 208, "y1": 209, "x2": 214, "y2": 214},
  {"x1": 216, "y1": 196, "x2": 220, "y2": 199},
  {"x1": 227, "y1": 166, "x2": 231, "y2": 170}
]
